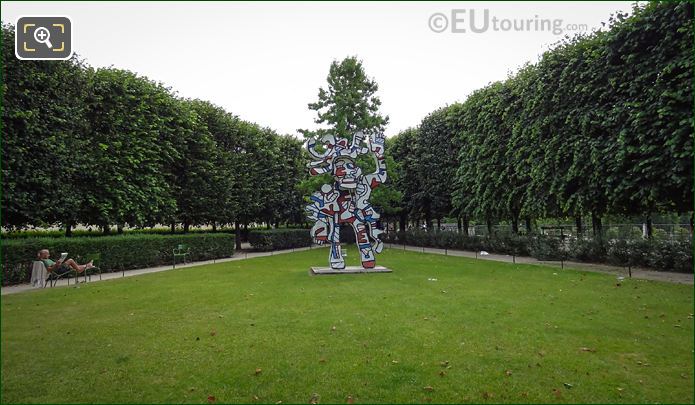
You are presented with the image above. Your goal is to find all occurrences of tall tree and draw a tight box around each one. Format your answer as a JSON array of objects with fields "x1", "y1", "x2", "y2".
[
  {"x1": 1, "y1": 23, "x2": 89, "y2": 234},
  {"x1": 303, "y1": 56, "x2": 389, "y2": 141}
]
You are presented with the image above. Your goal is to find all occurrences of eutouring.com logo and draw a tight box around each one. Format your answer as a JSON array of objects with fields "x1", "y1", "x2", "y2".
[{"x1": 428, "y1": 9, "x2": 589, "y2": 35}]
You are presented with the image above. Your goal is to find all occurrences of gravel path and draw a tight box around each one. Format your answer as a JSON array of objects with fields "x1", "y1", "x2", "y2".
[{"x1": 388, "y1": 243, "x2": 693, "y2": 285}]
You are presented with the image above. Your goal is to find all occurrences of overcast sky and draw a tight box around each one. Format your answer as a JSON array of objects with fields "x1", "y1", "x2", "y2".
[{"x1": 2, "y1": 1, "x2": 635, "y2": 137}]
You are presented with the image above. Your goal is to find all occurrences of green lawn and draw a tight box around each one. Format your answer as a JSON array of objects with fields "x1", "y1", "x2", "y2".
[{"x1": 2, "y1": 248, "x2": 693, "y2": 403}]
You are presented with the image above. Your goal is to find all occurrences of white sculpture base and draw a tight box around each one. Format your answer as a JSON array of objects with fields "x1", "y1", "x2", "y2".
[{"x1": 309, "y1": 266, "x2": 392, "y2": 275}]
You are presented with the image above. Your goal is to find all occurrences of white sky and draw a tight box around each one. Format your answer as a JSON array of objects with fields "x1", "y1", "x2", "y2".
[{"x1": 2, "y1": 1, "x2": 634, "y2": 137}]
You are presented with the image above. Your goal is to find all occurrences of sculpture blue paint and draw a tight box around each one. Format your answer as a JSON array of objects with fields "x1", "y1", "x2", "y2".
[{"x1": 305, "y1": 132, "x2": 387, "y2": 269}]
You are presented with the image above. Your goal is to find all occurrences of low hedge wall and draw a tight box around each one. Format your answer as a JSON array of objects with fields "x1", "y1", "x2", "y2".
[
  {"x1": 1, "y1": 233, "x2": 235, "y2": 285},
  {"x1": 382, "y1": 230, "x2": 692, "y2": 273},
  {"x1": 248, "y1": 229, "x2": 312, "y2": 251},
  {"x1": 1, "y1": 227, "x2": 237, "y2": 239}
]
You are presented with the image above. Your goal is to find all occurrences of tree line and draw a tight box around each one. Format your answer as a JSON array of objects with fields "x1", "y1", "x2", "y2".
[
  {"x1": 1, "y1": 23, "x2": 306, "y2": 247},
  {"x1": 386, "y1": 2, "x2": 693, "y2": 237},
  {"x1": 3, "y1": 1, "x2": 692, "y2": 244}
]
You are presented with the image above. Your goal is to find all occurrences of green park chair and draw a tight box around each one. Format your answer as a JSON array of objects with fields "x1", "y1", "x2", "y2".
[{"x1": 173, "y1": 244, "x2": 190, "y2": 268}]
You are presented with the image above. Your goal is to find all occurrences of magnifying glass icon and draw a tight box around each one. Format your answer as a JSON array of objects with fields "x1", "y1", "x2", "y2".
[{"x1": 33, "y1": 27, "x2": 53, "y2": 49}]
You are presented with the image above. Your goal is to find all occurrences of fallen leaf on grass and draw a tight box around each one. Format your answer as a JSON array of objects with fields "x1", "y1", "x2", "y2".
[
  {"x1": 210, "y1": 330, "x2": 216, "y2": 336},
  {"x1": 252, "y1": 395, "x2": 259, "y2": 401},
  {"x1": 309, "y1": 393, "x2": 320, "y2": 404},
  {"x1": 579, "y1": 347, "x2": 596, "y2": 353},
  {"x1": 346, "y1": 395, "x2": 354, "y2": 404},
  {"x1": 439, "y1": 371, "x2": 447, "y2": 377},
  {"x1": 207, "y1": 396, "x2": 216, "y2": 403},
  {"x1": 440, "y1": 360, "x2": 449, "y2": 367},
  {"x1": 482, "y1": 392, "x2": 493, "y2": 399},
  {"x1": 254, "y1": 368, "x2": 262, "y2": 375},
  {"x1": 552, "y1": 389, "x2": 562, "y2": 398},
  {"x1": 505, "y1": 370, "x2": 512, "y2": 376},
  {"x1": 319, "y1": 358, "x2": 326, "y2": 363},
  {"x1": 331, "y1": 326, "x2": 337, "y2": 332},
  {"x1": 391, "y1": 360, "x2": 399, "y2": 364},
  {"x1": 276, "y1": 401, "x2": 283, "y2": 404},
  {"x1": 563, "y1": 383, "x2": 573, "y2": 389},
  {"x1": 423, "y1": 386, "x2": 434, "y2": 392}
]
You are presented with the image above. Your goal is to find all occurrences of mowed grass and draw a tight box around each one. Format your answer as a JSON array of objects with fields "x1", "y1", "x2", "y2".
[{"x1": 1, "y1": 248, "x2": 693, "y2": 404}]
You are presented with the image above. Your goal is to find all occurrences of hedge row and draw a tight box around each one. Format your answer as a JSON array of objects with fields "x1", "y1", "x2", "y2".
[
  {"x1": 248, "y1": 229, "x2": 312, "y2": 251},
  {"x1": 1, "y1": 233, "x2": 235, "y2": 285},
  {"x1": 1, "y1": 227, "x2": 237, "y2": 239},
  {"x1": 382, "y1": 230, "x2": 692, "y2": 273}
]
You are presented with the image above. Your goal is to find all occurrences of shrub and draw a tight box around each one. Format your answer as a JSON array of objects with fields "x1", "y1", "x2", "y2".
[
  {"x1": 1, "y1": 233, "x2": 235, "y2": 285},
  {"x1": 367, "y1": 230, "x2": 692, "y2": 273},
  {"x1": 568, "y1": 238, "x2": 608, "y2": 262},
  {"x1": 247, "y1": 229, "x2": 311, "y2": 251},
  {"x1": 528, "y1": 235, "x2": 565, "y2": 261},
  {"x1": 1, "y1": 227, "x2": 237, "y2": 239}
]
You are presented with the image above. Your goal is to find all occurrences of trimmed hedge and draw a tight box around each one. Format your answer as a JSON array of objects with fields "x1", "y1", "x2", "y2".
[
  {"x1": 1, "y1": 227, "x2": 237, "y2": 239},
  {"x1": 248, "y1": 229, "x2": 311, "y2": 251},
  {"x1": 382, "y1": 230, "x2": 692, "y2": 273},
  {"x1": 1, "y1": 233, "x2": 235, "y2": 285}
]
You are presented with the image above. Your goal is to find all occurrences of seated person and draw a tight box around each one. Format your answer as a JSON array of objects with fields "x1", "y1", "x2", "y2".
[{"x1": 37, "y1": 249, "x2": 94, "y2": 275}]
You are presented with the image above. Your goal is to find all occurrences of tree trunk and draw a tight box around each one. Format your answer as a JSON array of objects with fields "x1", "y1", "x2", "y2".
[
  {"x1": 399, "y1": 212, "x2": 407, "y2": 232},
  {"x1": 102, "y1": 224, "x2": 110, "y2": 235},
  {"x1": 183, "y1": 221, "x2": 190, "y2": 234},
  {"x1": 645, "y1": 214, "x2": 653, "y2": 239},
  {"x1": 117, "y1": 223, "x2": 124, "y2": 234},
  {"x1": 65, "y1": 222, "x2": 72, "y2": 237},
  {"x1": 437, "y1": 218, "x2": 441, "y2": 230},
  {"x1": 690, "y1": 212, "x2": 694, "y2": 236},
  {"x1": 463, "y1": 216, "x2": 470, "y2": 236},
  {"x1": 486, "y1": 218, "x2": 493, "y2": 235},
  {"x1": 234, "y1": 221, "x2": 242, "y2": 250},
  {"x1": 457, "y1": 217, "x2": 462, "y2": 233},
  {"x1": 575, "y1": 215, "x2": 582, "y2": 236},
  {"x1": 425, "y1": 211, "x2": 433, "y2": 230},
  {"x1": 212, "y1": 221, "x2": 217, "y2": 232},
  {"x1": 591, "y1": 212, "x2": 602, "y2": 238},
  {"x1": 170, "y1": 222, "x2": 175, "y2": 233},
  {"x1": 511, "y1": 216, "x2": 519, "y2": 234},
  {"x1": 525, "y1": 217, "x2": 532, "y2": 234}
]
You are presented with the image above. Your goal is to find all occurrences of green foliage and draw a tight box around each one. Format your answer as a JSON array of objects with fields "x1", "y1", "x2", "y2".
[
  {"x1": 247, "y1": 229, "x2": 311, "y2": 251},
  {"x1": 1, "y1": 226, "x2": 237, "y2": 239},
  {"x1": 1, "y1": 23, "x2": 89, "y2": 230},
  {"x1": 1, "y1": 233, "x2": 235, "y2": 285},
  {"x1": 442, "y1": 2, "x2": 693, "y2": 233},
  {"x1": 383, "y1": 231, "x2": 692, "y2": 272},
  {"x1": 2, "y1": 22, "x2": 307, "y2": 234},
  {"x1": 303, "y1": 56, "x2": 388, "y2": 141}
]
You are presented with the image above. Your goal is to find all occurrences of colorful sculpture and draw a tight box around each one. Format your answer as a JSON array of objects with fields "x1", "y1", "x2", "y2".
[{"x1": 305, "y1": 131, "x2": 387, "y2": 269}]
